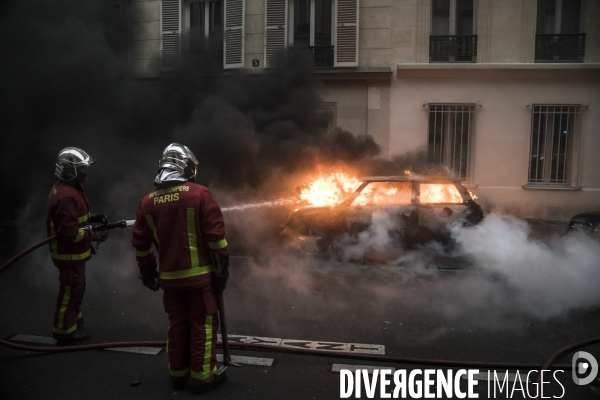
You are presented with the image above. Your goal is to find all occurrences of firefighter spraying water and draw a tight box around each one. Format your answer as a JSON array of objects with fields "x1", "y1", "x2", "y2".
[{"x1": 46, "y1": 147, "x2": 110, "y2": 345}]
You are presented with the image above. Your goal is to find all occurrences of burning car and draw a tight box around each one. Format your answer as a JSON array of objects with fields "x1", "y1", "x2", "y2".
[{"x1": 283, "y1": 174, "x2": 483, "y2": 254}]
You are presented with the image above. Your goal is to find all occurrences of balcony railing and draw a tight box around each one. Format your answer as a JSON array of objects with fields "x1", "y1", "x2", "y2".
[
  {"x1": 535, "y1": 34, "x2": 586, "y2": 62},
  {"x1": 309, "y1": 46, "x2": 334, "y2": 68},
  {"x1": 429, "y1": 35, "x2": 477, "y2": 63}
]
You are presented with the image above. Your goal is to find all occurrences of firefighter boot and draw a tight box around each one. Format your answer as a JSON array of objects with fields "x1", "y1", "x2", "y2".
[
  {"x1": 191, "y1": 371, "x2": 227, "y2": 395},
  {"x1": 56, "y1": 330, "x2": 90, "y2": 346},
  {"x1": 171, "y1": 374, "x2": 190, "y2": 390}
]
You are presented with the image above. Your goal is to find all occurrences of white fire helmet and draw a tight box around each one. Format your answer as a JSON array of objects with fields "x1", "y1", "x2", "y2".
[
  {"x1": 154, "y1": 143, "x2": 198, "y2": 186},
  {"x1": 55, "y1": 147, "x2": 94, "y2": 181}
]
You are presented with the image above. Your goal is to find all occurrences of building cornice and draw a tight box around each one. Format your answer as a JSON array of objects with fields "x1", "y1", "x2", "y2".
[
  {"x1": 312, "y1": 67, "x2": 393, "y2": 85},
  {"x1": 396, "y1": 63, "x2": 600, "y2": 79},
  {"x1": 152, "y1": 67, "x2": 394, "y2": 84}
]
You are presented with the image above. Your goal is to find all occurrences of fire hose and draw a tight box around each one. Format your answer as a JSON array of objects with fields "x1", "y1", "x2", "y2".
[
  {"x1": 4, "y1": 230, "x2": 600, "y2": 385},
  {"x1": 0, "y1": 219, "x2": 133, "y2": 275}
]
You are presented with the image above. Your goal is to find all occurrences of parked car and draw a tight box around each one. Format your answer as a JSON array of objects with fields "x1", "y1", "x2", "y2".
[
  {"x1": 566, "y1": 211, "x2": 600, "y2": 238},
  {"x1": 282, "y1": 174, "x2": 483, "y2": 253}
]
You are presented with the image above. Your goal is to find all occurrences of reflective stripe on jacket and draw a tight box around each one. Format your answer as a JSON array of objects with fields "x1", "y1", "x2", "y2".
[
  {"x1": 46, "y1": 180, "x2": 94, "y2": 267},
  {"x1": 131, "y1": 181, "x2": 228, "y2": 289}
]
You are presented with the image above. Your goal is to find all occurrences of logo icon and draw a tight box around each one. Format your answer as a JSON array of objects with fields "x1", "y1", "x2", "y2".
[{"x1": 572, "y1": 351, "x2": 598, "y2": 385}]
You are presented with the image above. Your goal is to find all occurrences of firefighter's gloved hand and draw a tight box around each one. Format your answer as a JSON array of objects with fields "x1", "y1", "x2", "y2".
[
  {"x1": 139, "y1": 262, "x2": 159, "y2": 292},
  {"x1": 215, "y1": 253, "x2": 229, "y2": 292},
  {"x1": 90, "y1": 214, "x2": 108, "y2": 225},
  {"x1": 96, "y1": 230, "x2": 109, "y2": 242}
]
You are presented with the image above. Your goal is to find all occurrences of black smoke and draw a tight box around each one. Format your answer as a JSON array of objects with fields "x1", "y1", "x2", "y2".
[{"x1": 0, "y1": 0, "x2": 388, "y2": 228}]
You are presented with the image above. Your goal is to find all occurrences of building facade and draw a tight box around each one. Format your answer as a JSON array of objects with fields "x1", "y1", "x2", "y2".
[{"x1": 126, "y1": 0, "x2": 600, "y2": 220}]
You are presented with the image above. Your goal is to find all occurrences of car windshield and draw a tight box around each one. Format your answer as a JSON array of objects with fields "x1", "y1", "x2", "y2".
[
  {"x1": 352, "y1": 182, "x2": 413, "y2": 206},
  {"x1": 419, "y1": 183, "x2": 463, "y2": 203}
]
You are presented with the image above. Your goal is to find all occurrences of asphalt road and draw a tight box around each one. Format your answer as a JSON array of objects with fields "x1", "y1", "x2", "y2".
[{"x1": 1, "y1": 221, "x2": 600, "y2": 399}]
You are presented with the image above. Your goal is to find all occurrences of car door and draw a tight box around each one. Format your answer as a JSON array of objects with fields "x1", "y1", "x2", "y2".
[
  {"x1": 415, "y1": 181, "x2": 470, "y2": 232},
  {"x1": 344, "y1": 181, "x2": 416, "y2": 233}
]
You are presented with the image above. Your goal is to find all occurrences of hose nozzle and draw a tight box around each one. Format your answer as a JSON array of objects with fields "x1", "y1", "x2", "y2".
[{"x1": 84, "y1": 220, "x2": 135, "y2": 232}]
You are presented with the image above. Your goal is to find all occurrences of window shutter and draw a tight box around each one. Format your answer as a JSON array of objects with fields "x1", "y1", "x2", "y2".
[
  {"x1": 334, "y1": 0, "x2": 358, "y2": 67},
  {"x1": 224, "y1": 0, "x2": 245, "y2": 69},
  {"x1": 161, "y1": 0, "x2": 181, "y2": 69},
  {"x1": 264, "y1": 0, "x2": 288, "y2": 68}
]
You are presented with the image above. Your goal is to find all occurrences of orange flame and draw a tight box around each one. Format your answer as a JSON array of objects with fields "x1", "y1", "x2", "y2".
[
  {"x1": 420, "y1": 184, "x2": 463, "y2": 203},
  {"x1": 353, "y1": 182, "x2": 412, "y2": 206},
  {"x1": 301, "y1": 174, "x2": 465, "y2": 206},
  {"x1": 300, "y1": 172, "x2": 361, "y2": 207}
]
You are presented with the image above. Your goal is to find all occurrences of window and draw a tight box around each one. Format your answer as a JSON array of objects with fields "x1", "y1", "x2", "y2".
[
  {"x1": 430, "y1": 0, "x2": 477, "y2": 62},
  {"x1": 264, "y1": 0, "x2": 358, "y2": 68},
  {"x1": 160, "y1": 0, "x2": 245, "y2": 70},
  {"x1": 528, "y1": 105, "x2": 582, "y2": 187},
  {"x1": 314, "y1": 103, "x2": 336, "y2": 133},
  {"x1": 352, "y1": 182, "x2": 413, "y2": 206},
  {"x1": 185, "y1": 0, "x2": 224, "y2": 65},
  {"x1": 107, "y1": 1, "x2": 126, "y2": 57},
  {"x1": 187, "y1": 1, "x2": 223, "y2": 52},
  {"x1": 290, "y1": 0, "x2": 333, "y2": 66},
  {"x1": 419, "y1": 183, "x2": 463, "y2": 204},
  {"x1": 535, "y1": 0, "x2": 585, "y2": 62},
  {"x1": 427, "y1": 104, "x2": 476, "y2": 182}
]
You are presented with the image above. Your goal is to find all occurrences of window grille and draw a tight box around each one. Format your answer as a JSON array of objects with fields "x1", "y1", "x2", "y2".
[
  {"x1": 528, "y1": 105, "x2": 582, "y2": 187},
  {"x1": 429, "y1": 35, "x2": 477, "y2": 62},
  {"x1": 535, "y1": 34, "x2": 586, "y2": 62},
  {"x1": 315, "y1": 103, "x2": 336, "y2": 133},
  {"x1": 427, "y1": 104, "x2": 476, "y2": 181},
  {"x1": 546, "y1": 207, "x2": 563, "y2": 220}
]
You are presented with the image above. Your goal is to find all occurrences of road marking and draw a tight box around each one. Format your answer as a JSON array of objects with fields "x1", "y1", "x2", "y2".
[
  {"x1": 332, "y1": 364, "x2": 396, "y2": 374},
  {"x1": 222, "y1": 334, "x2": 282, "y2": 346},
  {"x1": 106, "y1": 347, "x2": 163, "y2": 355},
  {"x1": 220, "y1": 334, "x2": 385, "y2": 355},
  {"x1": 461, "y1": 371, "x2": 530, "y2": 383},
  {"x1": 217, "y1": 354, "x2": 274, "y2": 366},
  {"x1": 281, "y1": 339, "x2": 385, "y2": 355},
  {"x1": 9, "y1": 334, "x2": 56, "y2": 345}
]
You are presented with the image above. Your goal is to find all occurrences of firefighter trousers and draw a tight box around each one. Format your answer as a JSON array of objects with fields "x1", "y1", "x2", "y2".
[
  {"x1": 52, "y1": 264, "x2": 86, "y2": 339},
  {"x1": 163, "y1": 285, "x2": 219, "y2": 386}
]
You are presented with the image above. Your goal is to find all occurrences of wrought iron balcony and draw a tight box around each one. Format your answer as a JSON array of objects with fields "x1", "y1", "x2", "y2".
[
  {"x1": 309, "y1": 46, "x2": 334, "y2": 68},
  {"x1": 429, "y1": 35, "x2": 477, "y2": 63},
  {"x1": 535, "y1": 34, "x2": 586, "y2": 62}
]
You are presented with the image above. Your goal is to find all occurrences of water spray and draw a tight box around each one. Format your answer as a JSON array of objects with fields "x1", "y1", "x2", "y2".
[{"x1": 221, "y1": 198, "x2": 301, "y2": 212}]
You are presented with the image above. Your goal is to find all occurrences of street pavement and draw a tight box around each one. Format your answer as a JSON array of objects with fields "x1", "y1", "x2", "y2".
[{"x1": 1, "y1": 221, "x2": 600, "y2": 399}]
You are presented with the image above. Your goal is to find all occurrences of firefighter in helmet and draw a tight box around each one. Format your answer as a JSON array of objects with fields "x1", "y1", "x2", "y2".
[
  {"x1": 131, "y1": 143, "x2": 229, "y2": 393},
  {"x1": 47, "y1": 147, "x2": 109, "y2": 345}
]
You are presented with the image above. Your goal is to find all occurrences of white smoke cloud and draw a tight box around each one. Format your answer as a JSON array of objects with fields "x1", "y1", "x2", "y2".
[
  {"x1": 451, "y1": 213, "x2": 600, "y2": 319},
  {"x1": 326, "y1": 209, "x2": 600, "y2": 323},
  {"x1": 337, "y1": 209, "x2": 403, "y2": 261}
]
